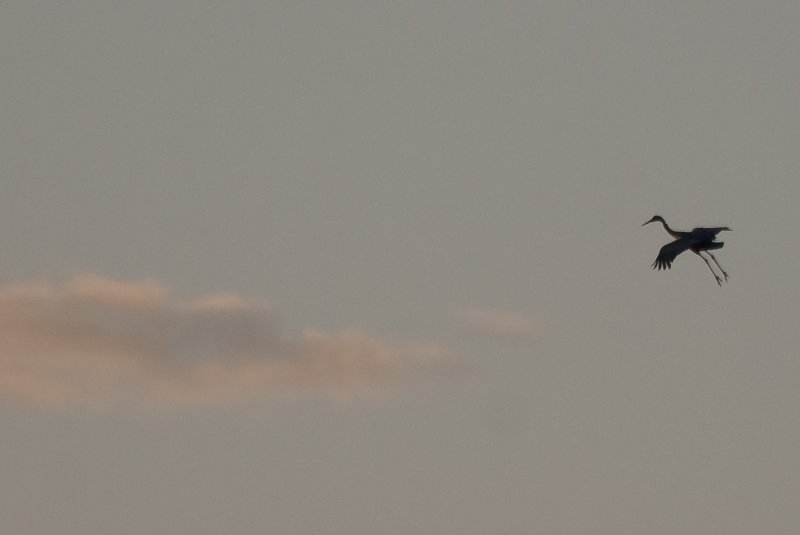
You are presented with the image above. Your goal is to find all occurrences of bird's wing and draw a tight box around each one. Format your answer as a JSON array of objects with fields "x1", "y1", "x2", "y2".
[
  {"x1": 690, "y1": 226, "x2": 730, "y2": 238},
  {"x1": 652, "y1": 238, "x2": 697, "y2": 270}
]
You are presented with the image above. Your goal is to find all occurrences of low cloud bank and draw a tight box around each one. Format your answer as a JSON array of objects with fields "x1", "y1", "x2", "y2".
[{"x1": 0, "y1": 276, "x2": 456, "y2": 408}]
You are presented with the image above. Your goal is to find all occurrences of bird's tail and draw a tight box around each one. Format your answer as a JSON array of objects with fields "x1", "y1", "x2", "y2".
[{"x1": 705, "y1": 241, "x2": 724, "y2": 251}]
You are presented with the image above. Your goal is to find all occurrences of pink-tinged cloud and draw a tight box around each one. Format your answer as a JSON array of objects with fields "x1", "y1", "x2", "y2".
[
  {"x1": 455, "y1": 307, "x2": 536, "y2": 341},
  {"x1": 0, "y1": 276, "x2": 457, "y2": 409}
]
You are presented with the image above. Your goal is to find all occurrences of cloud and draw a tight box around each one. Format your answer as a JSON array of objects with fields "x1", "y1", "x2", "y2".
[
  {"x1": 0, "y1": 276, "x2": 457, "y2": 409},
  {"x1": 455, "y1": 307, "x2": 536, "y2": 341}
]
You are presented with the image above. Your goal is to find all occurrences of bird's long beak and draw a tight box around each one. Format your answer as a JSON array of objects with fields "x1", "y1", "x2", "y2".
[{"x1": 642, "y1": 219, "x2": 653, "y2": 226}]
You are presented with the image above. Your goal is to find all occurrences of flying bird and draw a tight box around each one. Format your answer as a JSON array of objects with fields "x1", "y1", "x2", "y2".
[{"x1": 643, "y1": 215, "x2": 731, "y2": 285}]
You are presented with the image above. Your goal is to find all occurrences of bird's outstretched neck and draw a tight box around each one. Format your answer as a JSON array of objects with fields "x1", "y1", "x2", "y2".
[
  {"x1": 643, "y1": 215, "x2": 683, "y2": 239},
  {"x1": 659, "y1": 219, "x2": 681, "y2": 238}
]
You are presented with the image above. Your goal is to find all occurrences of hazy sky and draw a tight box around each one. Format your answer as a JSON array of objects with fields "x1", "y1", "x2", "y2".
[{"x1": 3, "y1": 1, "x2": 800, "y2": 533}]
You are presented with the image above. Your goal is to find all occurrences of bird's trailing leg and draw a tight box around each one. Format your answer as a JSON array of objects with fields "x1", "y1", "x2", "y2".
[
  {"x1": 706, "y1": 252, "x2": 728, "y2": 281},
  {"x1": 695, "y1": 251, "x2": 723, "y2": 286}
]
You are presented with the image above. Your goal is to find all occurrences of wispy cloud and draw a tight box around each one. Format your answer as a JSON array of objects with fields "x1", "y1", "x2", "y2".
[
  {"x1": 0, "y1": 276, "x2": 457, "y2": 409},
  {"x1": 455, "y1": 307, "x2": 536, "y2": 341}
]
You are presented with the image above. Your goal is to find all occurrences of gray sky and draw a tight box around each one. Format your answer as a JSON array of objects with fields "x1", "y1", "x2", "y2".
[{"x1": 2, "y1": 1, "x2": 800, "y2": 533}]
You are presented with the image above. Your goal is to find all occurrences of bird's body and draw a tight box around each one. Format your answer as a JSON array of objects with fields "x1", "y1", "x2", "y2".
[{"x1": 643, "y1": 215, "x2": 731, "y2": 285}]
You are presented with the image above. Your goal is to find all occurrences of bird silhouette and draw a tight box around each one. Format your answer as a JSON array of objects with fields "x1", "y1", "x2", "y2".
[{"x1": 643, "y1": 215, "x2": 731, "y2": 286}]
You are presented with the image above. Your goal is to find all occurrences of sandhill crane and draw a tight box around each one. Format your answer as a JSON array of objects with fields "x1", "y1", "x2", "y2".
[{"x1": 642, "y1": 215, "x2": 731, "y2": 286}]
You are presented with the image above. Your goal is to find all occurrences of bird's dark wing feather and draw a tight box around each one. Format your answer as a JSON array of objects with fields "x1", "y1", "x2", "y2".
[
  {"x1": 690, "y1": 226, "x2": 730, "y2": 239},
  {"x1": 652, "y1": 238, "x2": 697, "y2": 270}
]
